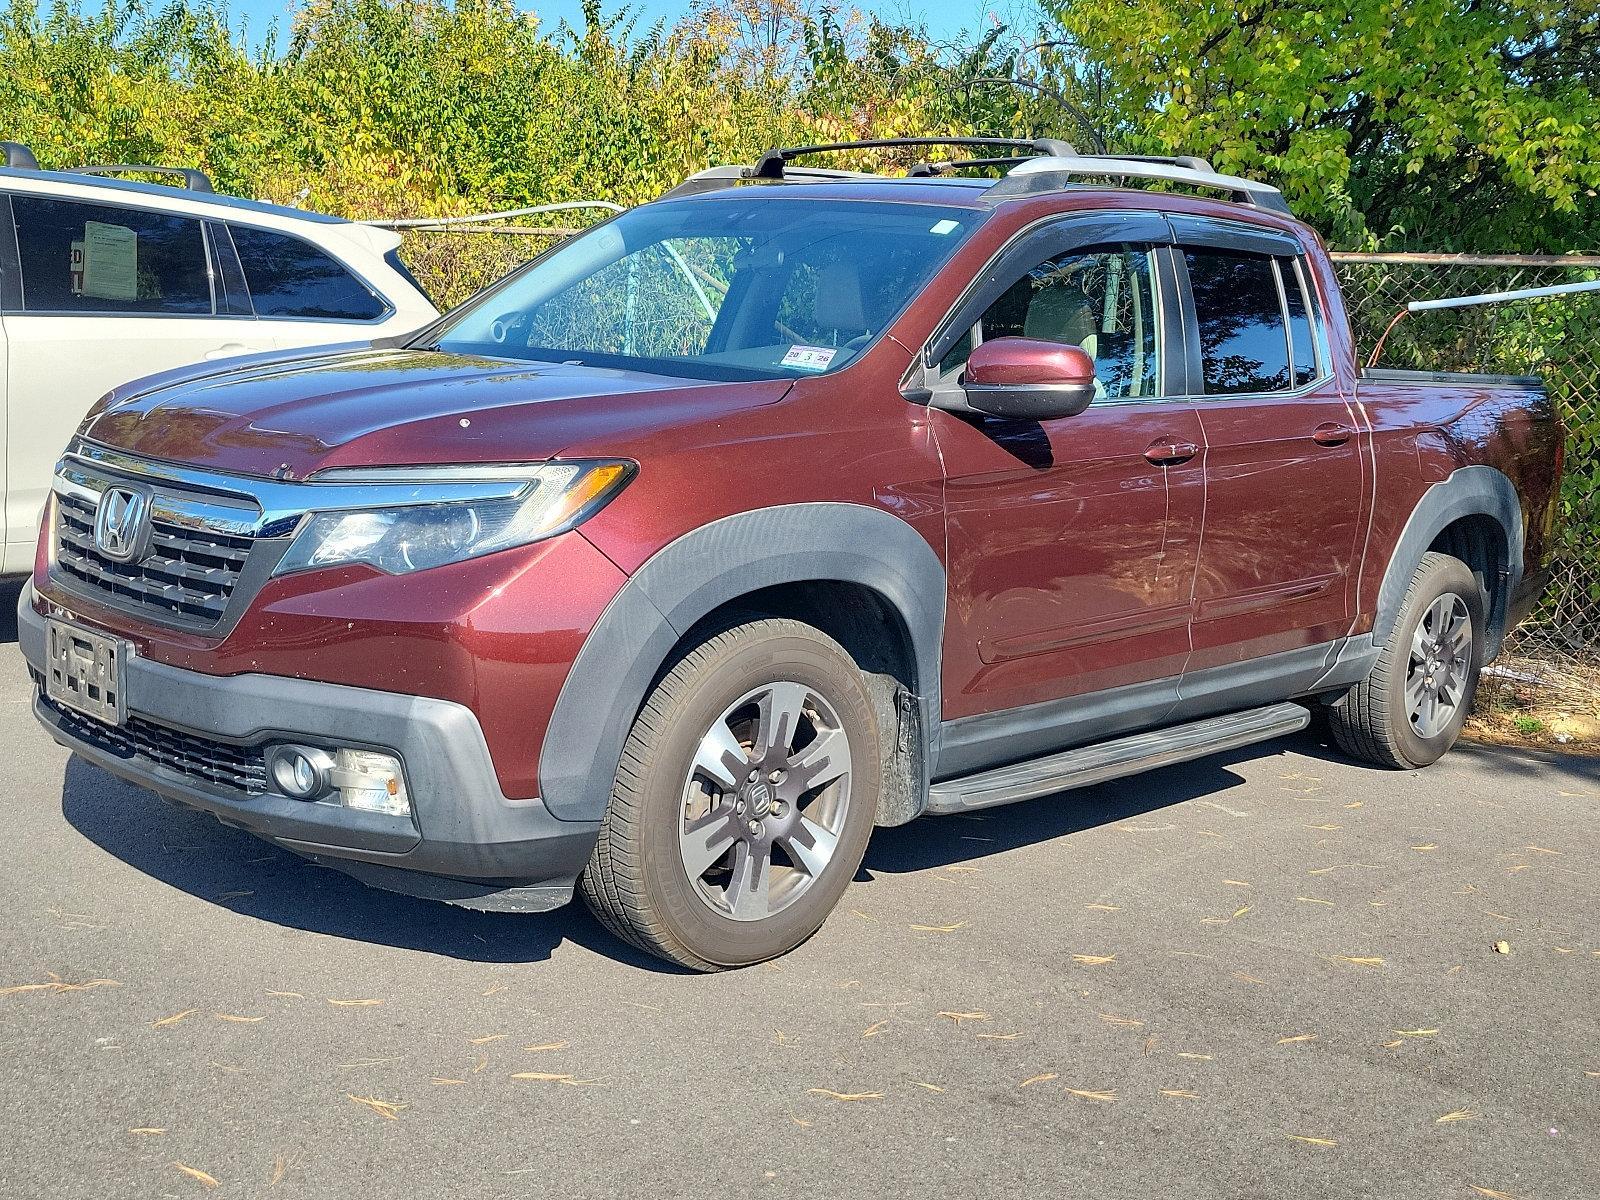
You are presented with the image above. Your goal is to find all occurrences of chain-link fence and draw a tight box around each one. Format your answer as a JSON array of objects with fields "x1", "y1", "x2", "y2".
[
  {"x1": 1331, "y1": 254, "x2": 1600, "y2": 677},
  {"x1": 395, "y1": 228, "x2": 1600, "y2": 675}
]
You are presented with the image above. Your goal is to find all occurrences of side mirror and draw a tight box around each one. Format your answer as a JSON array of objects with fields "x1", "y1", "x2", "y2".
[{"x1": 960, "y1": 337, "x2": 1097, "y2": 420}]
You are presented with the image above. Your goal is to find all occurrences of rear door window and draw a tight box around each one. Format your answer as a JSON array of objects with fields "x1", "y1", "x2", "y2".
[
  {"x1": 228, "y1": 224, "x2": 385, "y2": 321},
  {"x1": 1183, "y1": 249, "x2": 1292, "y2": 394},
  {"x1": 12, "y1": 195, "x2": 212, "y2": 315}
]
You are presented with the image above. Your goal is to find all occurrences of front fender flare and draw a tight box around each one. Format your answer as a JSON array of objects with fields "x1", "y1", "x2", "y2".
[{"x1": 539, "y1": 504, "x2": 946, "y2": 823}]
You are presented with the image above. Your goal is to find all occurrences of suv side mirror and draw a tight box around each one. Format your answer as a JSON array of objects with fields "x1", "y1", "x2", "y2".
[{"x1": 960, "y1": 337, "x2": 1097, "y2": 420}]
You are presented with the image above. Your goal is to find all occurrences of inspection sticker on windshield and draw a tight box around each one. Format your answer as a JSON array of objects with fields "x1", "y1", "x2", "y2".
[
  {"x1": 781, "y1": 345, "x2": 838, "y2": 371},
  {"x1": 930, "y1": 219, "x2": 961, "y2": 235}
]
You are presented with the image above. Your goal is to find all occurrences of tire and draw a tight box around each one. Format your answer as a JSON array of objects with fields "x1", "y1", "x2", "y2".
[
  {"x1": 1328, "y1": 551, "x2": 1486, "y2": 769},
  {"x1": 579, "y1": 617, "x2": 881, "y2": 971}
]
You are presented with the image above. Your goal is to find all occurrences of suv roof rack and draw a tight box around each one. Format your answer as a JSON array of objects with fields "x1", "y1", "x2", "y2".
[
  {"x1": 662, "y1": 137, "x2": 1075, "y2": 198},
  {"x1": 74, "y1": 163, "x2": 213, "y2": 193},
  {"x1": 2, "y1": 141, "x2": 39, "y2": 170},
  {"x1": 662, "y1": 137, "x2": 1291, "y2": 215}
]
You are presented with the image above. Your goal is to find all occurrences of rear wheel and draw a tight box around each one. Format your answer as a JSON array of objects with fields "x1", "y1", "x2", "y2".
[
  {"x1": 580, "y1": 618, "x2": 880, "y2": 970},
  {"x1": 1328, "y1": 551, "x2": 1485, "y2": 769}
]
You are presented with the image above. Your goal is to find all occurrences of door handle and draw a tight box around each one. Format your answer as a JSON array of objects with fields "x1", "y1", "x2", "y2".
[
  {"x1": 1312, "y1": 422, "x2": 1354, "y2": 446},
  {"x1": 1143, "y1": 438, "x2": 1200, "y2": 466},
  {"x1": 204, "y1": 343, "x2": 249, "y2": 361}
]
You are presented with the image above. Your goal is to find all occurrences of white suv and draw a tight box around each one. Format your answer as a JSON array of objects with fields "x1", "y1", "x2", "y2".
[{"x1": 0, "y1": 144, "x2": 438, "y2": 573}]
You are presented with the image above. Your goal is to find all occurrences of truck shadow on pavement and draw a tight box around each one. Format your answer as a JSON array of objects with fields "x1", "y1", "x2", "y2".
[
  {"x1": 56, "y1": 715, "x2": 1596, "y2": 971},
  {"x1": 58, "y1": 757, "x2": 675, "y2": 970},
  {"x1": 59, "y1": 730, "x2": 1337, "y2": 970}
]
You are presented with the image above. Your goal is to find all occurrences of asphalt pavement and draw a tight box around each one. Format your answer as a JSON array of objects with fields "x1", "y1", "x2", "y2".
[{"x1": 1, "y1": 579, "x2": 1596, "y2": 1199}]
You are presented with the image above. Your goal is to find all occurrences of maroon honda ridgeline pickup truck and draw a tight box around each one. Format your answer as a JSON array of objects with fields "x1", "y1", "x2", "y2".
[{"x1": 20, "y1": 141, "x2": 1563, "y2": 969}]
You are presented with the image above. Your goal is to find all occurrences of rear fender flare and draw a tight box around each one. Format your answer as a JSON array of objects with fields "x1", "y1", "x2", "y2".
[
  {"x1": 1372, "y1": 466, "x2": 1522, "y2": 656},
  {"x1": 539, "y1": 504, "x2": 946, "y2": 823}
]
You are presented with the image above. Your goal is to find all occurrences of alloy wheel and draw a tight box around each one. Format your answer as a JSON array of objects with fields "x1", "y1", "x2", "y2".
[
  {"x1": 1405, "y1": 593, "x2": 1472, "y2": 739},
  {"x1": 677, "y1": 681, "x2": 853, "y2": 922}
]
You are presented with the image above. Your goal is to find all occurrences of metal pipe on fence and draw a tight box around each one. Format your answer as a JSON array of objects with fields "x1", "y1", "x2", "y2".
[{"x1": 364, "y1": 200, "x2": 624, "y2": 231}]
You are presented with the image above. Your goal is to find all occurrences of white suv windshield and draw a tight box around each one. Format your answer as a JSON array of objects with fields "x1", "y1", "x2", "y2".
[{"x1": 433, "y1": 198, "x2": 981, "y2": 380}]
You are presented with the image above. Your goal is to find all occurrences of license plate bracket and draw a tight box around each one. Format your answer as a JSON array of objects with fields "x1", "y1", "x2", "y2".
[{"x1": 44, "y1": 618, "x2": 128, "y2": 727}]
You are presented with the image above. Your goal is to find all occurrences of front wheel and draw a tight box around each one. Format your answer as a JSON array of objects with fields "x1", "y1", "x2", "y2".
[
  {"x1": 1328, "y1": 551, "x2": 1485, "y2": 769},
  {"x1": 579, "y1": 618, "x2": 880, "y2": 970}
]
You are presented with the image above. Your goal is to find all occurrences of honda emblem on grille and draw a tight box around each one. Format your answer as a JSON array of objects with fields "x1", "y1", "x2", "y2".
[{"x1": 93, "y1": 487, "x2": 151, "y2": 563}]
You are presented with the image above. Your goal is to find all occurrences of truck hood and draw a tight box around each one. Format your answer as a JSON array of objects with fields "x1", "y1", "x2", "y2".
[{"x1": 80, "y1": 348, "x2": 792, "y2": 479}]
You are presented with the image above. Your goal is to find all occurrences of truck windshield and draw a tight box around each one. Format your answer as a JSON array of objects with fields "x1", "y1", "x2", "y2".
[{"x1": 431, "y1": 197, "x2": 981, "y2": 380}]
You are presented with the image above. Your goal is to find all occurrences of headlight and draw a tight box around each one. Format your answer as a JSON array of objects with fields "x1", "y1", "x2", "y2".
[{"x1": 274, "y1": 460, "x2": 632, "y2": 577}]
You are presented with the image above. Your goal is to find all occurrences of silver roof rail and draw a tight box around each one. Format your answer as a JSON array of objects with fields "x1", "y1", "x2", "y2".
[{"x1": 993, "y1": 155, "x2": 1290, "y2": 214}]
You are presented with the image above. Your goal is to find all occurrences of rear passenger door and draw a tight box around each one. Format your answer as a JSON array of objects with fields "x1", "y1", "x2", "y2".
[
  {"x1": 219, "y1": 223, "x2": 391, "y2": 349},
  {"x1": 0, "y1": 193, "x2": 274, "y2": 570},
  {"x1": 1172, "y1": 217, "x2": 1366, "y2": 688}
]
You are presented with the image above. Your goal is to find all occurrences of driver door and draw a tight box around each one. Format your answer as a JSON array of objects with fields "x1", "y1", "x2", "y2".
[{"x1": 924, "y1": 215, "x2": 1205, "y2": 776}]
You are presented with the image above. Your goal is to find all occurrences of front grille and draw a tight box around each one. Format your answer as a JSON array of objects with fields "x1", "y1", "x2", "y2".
[
  {"x1": 55, "y1": 490, "x2": 253, "y2": 626},
  {"x1": 43, "y1": 692, "x2": 267, "y2": 796}
]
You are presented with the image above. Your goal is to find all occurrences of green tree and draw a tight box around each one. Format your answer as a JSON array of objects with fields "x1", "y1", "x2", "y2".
[{"x1": 1051, "y1": 0, "x2": 1600, "y2": 250}]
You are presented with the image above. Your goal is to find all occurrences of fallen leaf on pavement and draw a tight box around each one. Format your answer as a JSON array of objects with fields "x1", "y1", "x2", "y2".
[
  {"x1": 213, "y1": 1014, "x2": 263, "y2": 1023},
  {"x1": 807, "y1": 1089, "x2": 881, "y2": 1102},
  {"x1": 976, "y1": 1032, "x2": 1022, "y2": 1040},
  {"x1": 432, "y1": 1078, "x2": 466, "y2": 1086},
  {"x1": 1071, "y1": 954, "x2": 1116, "y2": 965},
  {"x1": 1494, "y1": 941, "x2": 1512, "y2": 955},
  {"x1": 328, "y1": 998, "x2": 384, "y2": 1007},
  {"x1": 151, "y1": 1010, "x2": 198, "y2": 1028},
  {"x1": 347, "y1": 1094, "x2": 405, "y2": 1119},
  {"x1": 523, "y1": 1041, "x2": 569, "y2": 1052},
  {"x1": 1469, "y1": 1188, "x2": 1519, "y2": 1199},
  {"x1": 1330, "y1": 956, "x2": 1384, "y2": 968},
  {"x1": 129, "y1": 1128, "x2": 165, "y2": 1135},
  {"x1": 910, "y1": 922, "x2": 969, "y2": 933},
  {"x1": 1276, "y1": 1034, "x2": 1317, "y2": 1044},
  {"x1": 1065, "y1": 1088, "x2": 1116, "y2": 1102},
  {"x1": 936, "y1": 1011, "x2": 989, "y2": 1024},
  {"x1": 172, "y1": 1162, "x2": 220, "y2": 1188},
  {"x1": 1436, "y1": 1110, "x2": 1477, "y2": 1123},
  {"x1": 1394, "y1": 1028, "x2": 1439, "y2": 1038},
  {"x1": 1099, "y1": 1014, "x2": 1144, "y2": 1028},
  {"x1": 910, "y1": 1082, "x2": 944, "y2": 1093},
  {"x1": 1019, "y1": 1073, "x2": 1057, "y2": 1088},
  {"x1": 862, "y1": 1020, "x2": 889, "y2": 1038},
  {"x1": 1160, "y1": 1089, "x2": 1200, "y2": 1099},
  {"x1": 469, "y1": 1034, "x2": 506, "y2": 1045},
  {"x1": 1285, "y1": 1135, "x2": 1336, "y2": 1147},
  {"x1": 510, "y1": 1072, "x2": 596, "y2": 1086}
]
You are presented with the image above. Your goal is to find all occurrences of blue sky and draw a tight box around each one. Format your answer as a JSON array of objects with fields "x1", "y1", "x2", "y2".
[{"x1": 214, "y1": 0, "x2": 1031, "y2": 48}]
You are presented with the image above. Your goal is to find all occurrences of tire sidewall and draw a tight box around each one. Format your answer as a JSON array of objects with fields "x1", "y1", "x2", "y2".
[
  {"x1": 1386, "y1": 557, "x2": 1486, "y2": 767},
  {"x1": 637, "y1": 629, "x2": 881, "y2": 968}
]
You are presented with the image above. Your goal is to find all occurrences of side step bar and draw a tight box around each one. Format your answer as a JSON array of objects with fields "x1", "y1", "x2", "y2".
[{"x1": 926, "y1": 702, "x2": 1311, "y2": 814}]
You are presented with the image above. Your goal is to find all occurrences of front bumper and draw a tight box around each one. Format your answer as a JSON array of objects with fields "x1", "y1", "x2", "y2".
[{"x1": 19, "y1": 584, "x2": 598, "y2": 912}]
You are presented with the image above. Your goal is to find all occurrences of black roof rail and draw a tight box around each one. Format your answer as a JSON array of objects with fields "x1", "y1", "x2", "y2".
[
  {"x1": 748, "y1": 137, "x2": 1076, "y2": 181},
  {"x1": 2, "y1": 141, "x2": 39, "y2": 170},
  {"x1": 74, "y1": 163, "x2": 213, "y2": 193}
]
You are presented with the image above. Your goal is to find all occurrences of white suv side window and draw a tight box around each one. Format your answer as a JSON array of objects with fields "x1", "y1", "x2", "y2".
[{"x1": 12, "y1": 194, "x2": 212, "y2": 315}]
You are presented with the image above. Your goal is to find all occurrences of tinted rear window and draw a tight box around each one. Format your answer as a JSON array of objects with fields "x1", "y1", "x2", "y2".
[
  {"x1": 1185, "y1": 249, "x2": 1291, "y2": 394},
  {"x1": 229, "y1": 225, "x2": 385, "y2": 320},
  {"x1": 12, "y1": 195, "x2": 211, "y2": 315}
]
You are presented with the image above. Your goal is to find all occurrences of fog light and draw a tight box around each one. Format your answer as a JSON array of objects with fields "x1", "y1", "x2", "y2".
[
  {"x1": 331, "y1": 749, "x2": 410, "y2": 816},
  {"x1": 266, "y1": 745, "x2": 334, "y2": 800}
]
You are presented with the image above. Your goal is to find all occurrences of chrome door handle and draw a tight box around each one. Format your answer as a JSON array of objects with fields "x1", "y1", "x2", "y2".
[
  {"x1": 1144, "y1": 438, "x2": 1200, "y2": 466},
  {"x1": 1312, "y1": 422, "x2": 1353, "y2": 446}
]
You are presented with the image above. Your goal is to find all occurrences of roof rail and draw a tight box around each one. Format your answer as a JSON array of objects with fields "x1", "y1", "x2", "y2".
[
  {"x1": 74, "y1": 163, "x2": 213, "y2": 193},
  {"x1": 993, "y1": 154, "x2": 1289, "y2": 213},
  {"x1": 2, "y1": 141, "x2": 39, "y2": 170},
  {"x1": 657, "y1": 138, "x2": 1291, "y2": 216}
]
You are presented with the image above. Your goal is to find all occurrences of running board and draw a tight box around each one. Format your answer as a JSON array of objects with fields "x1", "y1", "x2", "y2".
[{"x1": 926, "y1": 702, "x2": 1310, "y2": 814}]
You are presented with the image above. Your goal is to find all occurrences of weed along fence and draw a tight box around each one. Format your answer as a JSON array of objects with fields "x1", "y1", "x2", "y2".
[{"x1": 384, "y1": 212, "x2": 1600, "y2": 676}]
